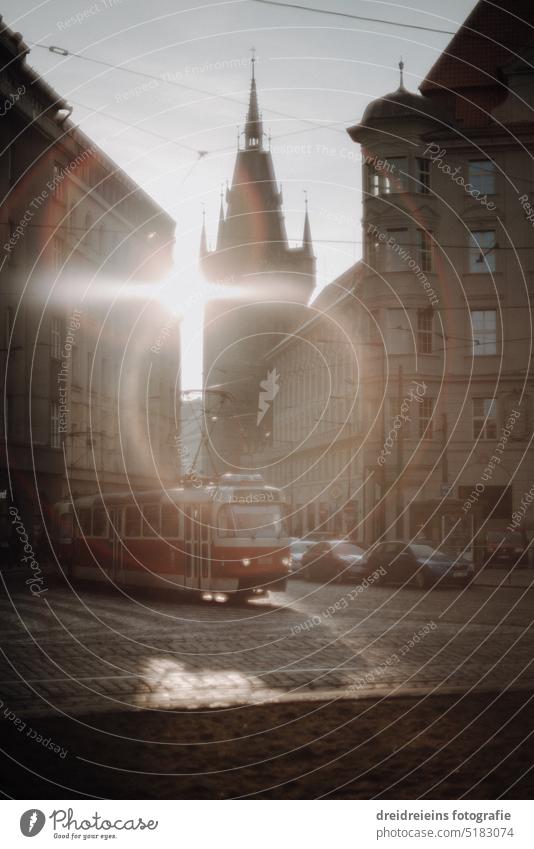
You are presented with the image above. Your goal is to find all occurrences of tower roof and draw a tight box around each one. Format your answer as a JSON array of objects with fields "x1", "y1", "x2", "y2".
[
  {"x1": 200, "y1": 57, "x2": 315, "y2": 303},
  {"x1": 245, "y1": 49, "x2": 264, "y2": 150}
]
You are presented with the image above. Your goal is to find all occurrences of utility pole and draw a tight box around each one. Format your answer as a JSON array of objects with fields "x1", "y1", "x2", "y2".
[{"x1": 395, "y1": 363, "x2": 404, "y2": 538}]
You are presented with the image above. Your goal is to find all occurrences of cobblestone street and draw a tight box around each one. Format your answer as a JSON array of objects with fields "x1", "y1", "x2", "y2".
[
  {"x1": 1, "y1": 574, "x2": 533, "y2": 717},
  {"x1": 1, "y1": 574, "x2": 534, "y2": 799}
]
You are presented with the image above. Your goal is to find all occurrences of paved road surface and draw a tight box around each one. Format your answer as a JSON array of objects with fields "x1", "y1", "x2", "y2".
[{"x1": 1, "y1": 574, "x2": 532, "y2": 718}]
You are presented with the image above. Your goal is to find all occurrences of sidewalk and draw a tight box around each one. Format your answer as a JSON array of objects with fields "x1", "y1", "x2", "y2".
[{"x1": 475, "y1": 567, "x2": 534, "y2": 589}]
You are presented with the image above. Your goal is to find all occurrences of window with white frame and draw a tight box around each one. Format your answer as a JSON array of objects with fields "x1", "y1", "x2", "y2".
[
  {"x1": 418, "y1": 397, "x2": 433, "y2": 439},
  {"x1": 417, "y1": 308, "x2": 433, "y2": 354},
  {"x1": 383, "y1": 157, "x2": 409, "y2": 193},
  {"x1": 471, "y1": 309, "x2": 497, "y2": 356},
  {"x1": 468, "y1": 160, "x2": 495, "y2": 195},
  {"x1": 367, "y1": 165, "x2": 380, "y2": 197},
  {"x1": 416, "y1": 229, "x2": 433, "y2": 272},
  {"x1": 469, "y1": 230, "x2": 497, "y2": 272},
  {"x1": 417, "y1": 158, "x2": 431, "y2": 194},
  {"x1": 473, "y1": 398, "x2": 498, "y2": 440}
]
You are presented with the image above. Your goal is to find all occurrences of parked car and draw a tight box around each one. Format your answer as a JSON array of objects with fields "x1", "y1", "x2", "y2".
[
  {"x1": 302, "y1": 540, "x2": 368, "y2": 582},
  {"x1": 287, "y1": 539, "x2": 317, "y2": 575},
  {"x1": 482, "y1": 531, "x2": 529, "y2": 568},
  {"x1": 364, "y1": 541, "x2": 474, "y2": 589}
]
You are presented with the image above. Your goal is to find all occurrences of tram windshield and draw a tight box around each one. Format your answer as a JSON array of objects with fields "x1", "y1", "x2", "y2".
[{"x1": 218, "y1": 504, "x2": 284, "y2": 539}]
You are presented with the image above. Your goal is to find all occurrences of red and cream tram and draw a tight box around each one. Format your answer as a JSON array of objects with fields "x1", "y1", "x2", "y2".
[{"x1": 53, "y1": 474, "x2": 291, "y2": 599}]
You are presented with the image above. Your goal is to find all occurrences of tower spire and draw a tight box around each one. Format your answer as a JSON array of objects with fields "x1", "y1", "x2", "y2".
[
  {"x1": 216, "y1": 187, "x2": 226, "y2": 251},
  {"x1": 199, "y1": 205, "x2": 207, "y2": 258},
  {"x1": 245, "y1": 47, "x2": 263, "y2": 150},
  {"x1": 302, "y1": 191, "x2": 314, "y2": 257}
]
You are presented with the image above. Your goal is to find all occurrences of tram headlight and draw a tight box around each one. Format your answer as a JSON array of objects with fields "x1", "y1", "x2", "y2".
[
  {"x1": 242, "y1": 558, "x2": 251, "y2": 567},
  {"x1": 282, "y1": 557, "x2": 291, "y2": 567}
]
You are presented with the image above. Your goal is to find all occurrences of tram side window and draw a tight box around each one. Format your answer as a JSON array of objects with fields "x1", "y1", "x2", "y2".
[
  {"x1": 200, "y1": 506, "x2": 211, "y2": 541},
  {"x1": 125, "y1": 506, "x2": 141, "y2": 538},
  {"x1": 59, "y1": 514, "x2": 73, "y2": 541},
  {"x1": 92, "y1": 508, "x2": 108, "y2": 537},
  {"x1": 142, "y1": 504, "x2": 160, "y2": 537},
  {"x1": 217, "y1": 504, "x2": 235, "y2": 538},
  {"x1": 78, "y1": 508, "x2": 92, "y2": 536},
  {"x1": 184, "y1": 508, "x2": 192, "y2": 540},
  {"x1": 161, "y1": 505, "x2": 180, "y2": 537}
]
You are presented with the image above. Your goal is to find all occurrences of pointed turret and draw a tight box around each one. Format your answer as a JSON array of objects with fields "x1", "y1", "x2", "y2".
[
  {"x1": 199, "y1": 207, "x2": 208, "y2": 259},
  {"x1": 302, "y1": 193, "x2": 314, "y2": 257},
  {"x1": 216, "y1": 191, "x2": 226, "y2": 251},
  {"x1": 245, "y1": 50, "x2": 263, "y2": 150}
]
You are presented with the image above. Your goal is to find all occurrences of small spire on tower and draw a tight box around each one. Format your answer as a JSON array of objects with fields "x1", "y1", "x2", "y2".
[
  {"x1": 302, "y1": 190, "x2": 314, "y2": 257},
  {"x1": 245, "y1": 47, "x2": 263, "y2": 150},
  {"x1": 216, "y1": 186, "x2": 226, "y2": 251},
  {"x1": 398, "y1": 58, "x2": 405, "y2": 90},
  {"x1": 199, "y1": 204, "x2": 207, "y2": 258}
]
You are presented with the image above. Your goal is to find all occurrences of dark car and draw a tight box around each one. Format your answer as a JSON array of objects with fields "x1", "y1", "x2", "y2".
[
  {"x1": 287, "y1": 539, "x2": 317, "y2": 575},
  {"x1": 482, "y1": 531, "x2": 529, "y2": 568},
  {"x1": 364, "y1": 541, "x2": 474, "y2": 589},
  {"x1": 302, "y1": 540, "x2": 368, "y2": 582}
]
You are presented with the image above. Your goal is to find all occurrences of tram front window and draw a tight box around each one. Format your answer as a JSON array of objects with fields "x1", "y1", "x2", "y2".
[{"x1": 218, "y1": 504, "x2": 284, "y2": 539}]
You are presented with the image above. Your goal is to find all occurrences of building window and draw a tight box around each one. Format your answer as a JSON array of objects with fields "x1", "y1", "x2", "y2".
[
  {"x1": 367, "y1": 157, "x2": 408, "y2": 195},
  {"x1": 53, "y1": 162, "x2": 65, "y2": 202},
  {"x1": 51, "y1": 316, "x2": 62, "y2": 360},
  {"x1": 384, "y1": 228, "x2": 409, "y2": 271},
  {"x1": 384, "y1": 157, "x2": 409, "y2": 193},
  {"x1": 52, "y1": 237, "x2": 64, "y2": 271},
  {"x1": 468, "y1": 160, "x2": 495, "y2": 196},
  {"x1": 416, "y1": 229, "x2": 433, "y2": 272},
  {"x1": 417, "y1": 158, "x2": 430, "y2": 193},
  {"x1": 50, "y1": 402, "x2": 61, "y2": 448},
  {"x1": 367, "y1": 165, "x2": 380, "y2": 197},
  {"x1": 469, "y1": 230, "x2": 497, "y2": 272},
  {"x1": 418, "y1": 397, "x2": 433, "y2": 439},
  {"x1": 473, "y1": 398, "x2": 497, "y2": 440},
  {"x1": 471, "y1": 310, "x2": 497, "y2": 356},
  {"x1": 417, "y1": 309, "x2": 433, "y2": 354}
]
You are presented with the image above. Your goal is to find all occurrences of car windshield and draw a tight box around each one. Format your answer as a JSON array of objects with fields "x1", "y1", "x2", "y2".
[
  {"x1": 330, "y1": 543, "x2": 366, "y2": 557},
  {"x1": 409, "y1": 544, "x2": 450, "y2": 561},
  {"x1": 218, "y1": 504, "x2": 283, "y2": 538},
  {"x1": 488, "y1": 532, "x2": 522, "y2": 544}
]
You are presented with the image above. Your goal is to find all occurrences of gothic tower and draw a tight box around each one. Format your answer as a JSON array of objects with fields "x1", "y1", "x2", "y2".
[{"x1": 201, "y1": 57, "x2": 316, "y2": 472}]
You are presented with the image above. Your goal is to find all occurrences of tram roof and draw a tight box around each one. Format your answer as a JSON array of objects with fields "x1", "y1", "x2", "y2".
[{"x1": 55, "y1": 482, "x2": 283, "y2": 509}]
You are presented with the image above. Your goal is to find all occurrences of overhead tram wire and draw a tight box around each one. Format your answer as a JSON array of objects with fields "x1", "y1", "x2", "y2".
[
  {"x1": 248, "y1": 0, "x2": 456, "y2": 34},
  {"x1": 29, "y1": 40, "x2": 349, "y2": 139},
  {"x1": 27, "y1": 42, "x2": 534, "y2": 190}
]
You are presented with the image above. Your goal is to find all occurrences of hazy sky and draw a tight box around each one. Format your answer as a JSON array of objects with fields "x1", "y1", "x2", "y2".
[{"x1": 4, "y1": 0, "x2": 476, "y2": 387}]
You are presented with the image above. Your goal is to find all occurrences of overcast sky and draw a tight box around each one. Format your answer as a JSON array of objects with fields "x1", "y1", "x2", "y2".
[{"x1": 4, "y1": 0, "x2": 476, "y2": 387}]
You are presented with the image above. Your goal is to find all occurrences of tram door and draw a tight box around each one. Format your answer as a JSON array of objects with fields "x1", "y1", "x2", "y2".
[
  {"x1": 184, "y1": 505, "x2": 211, "y2": 591},
  {"x1": 108, "y1": 507, "x2": 123, "y2": 584}
]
